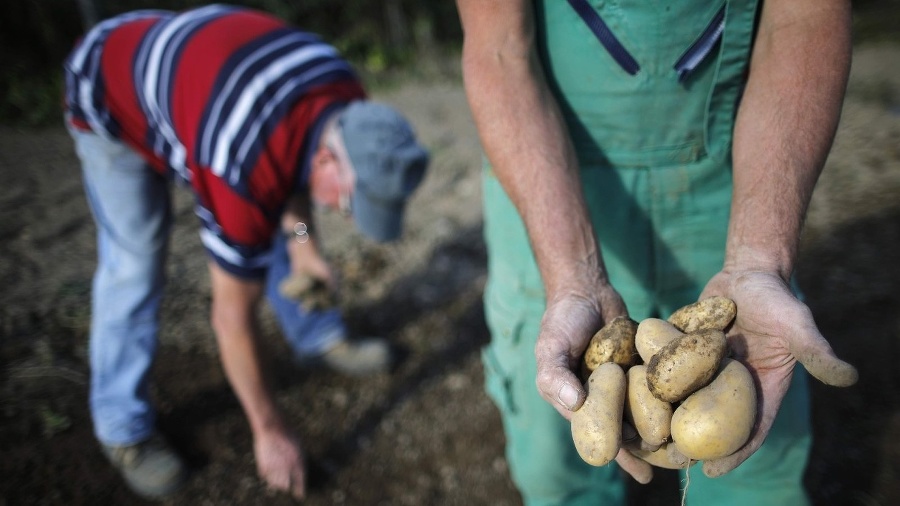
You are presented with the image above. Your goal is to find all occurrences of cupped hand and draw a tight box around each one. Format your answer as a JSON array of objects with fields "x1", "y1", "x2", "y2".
[
  {"x1": 254, "y1": 429, "x2": 307, "y2": 500},
  {"x1": 698, "y1": 269, "x2": 858, "y2": 477},
  {"x1": 535, "y1": 286, "x2": 626, "y2": 419},
  {"x1": 534, "y1": 286, "x2": 653, "y2": 483}
]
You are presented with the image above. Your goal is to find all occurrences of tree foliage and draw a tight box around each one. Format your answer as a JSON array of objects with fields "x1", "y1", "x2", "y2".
[{"x1": 0, "y1": 0, "x2": 463, "y2": 126}]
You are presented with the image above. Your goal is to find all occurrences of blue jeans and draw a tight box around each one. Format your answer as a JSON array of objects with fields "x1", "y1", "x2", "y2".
[
  {"x1": 264, "y1": 230, "x2": 345, "y2": 356},
  {"x1": 70, "y1": 128, "x2": 344, "y2": 446}
]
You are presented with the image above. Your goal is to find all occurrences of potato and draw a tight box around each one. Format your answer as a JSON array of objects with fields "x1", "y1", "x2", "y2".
[
  {"x1": 667, "y1": 296, "x2": 736, "y2": 333},
  {"x1": 571, "y1": 362, "x2": 626, "y2": 466},
  {"x1": 582, "y1": 316, "x2": 638, "y2": 374},
  {"x1": 629, "y1": 442, "x2": 695, "y2": 470},
  {"x1": 625, "y1": 365, "x2": 673, "y2": 446},
  {"x1": 646, "y1": 329, "x2": 727, "y2": 403},
  {"x1": 635, "y1": 318, "x2": 684, "y2": 363},
  {"x1": 671, "y1": 359, "x2": 757, "y2": 461}
]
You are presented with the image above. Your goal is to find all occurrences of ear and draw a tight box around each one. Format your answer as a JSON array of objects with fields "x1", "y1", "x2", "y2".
[
  {"x1": 311, "y1": 142, "x2": 336, "y2": 170},
  {"x1": 309, "y1": 144, "x2": 340, "y2": 206}
]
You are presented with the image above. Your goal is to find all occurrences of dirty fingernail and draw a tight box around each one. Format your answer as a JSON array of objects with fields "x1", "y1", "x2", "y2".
[{"x1": 558, "y1": 383, "x2": 580, "y2": 410}]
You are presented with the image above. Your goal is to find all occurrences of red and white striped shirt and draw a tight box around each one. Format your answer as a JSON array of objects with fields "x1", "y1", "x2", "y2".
[{"x1": 65, "y1": 4, "x2": 366, "y2": 278}]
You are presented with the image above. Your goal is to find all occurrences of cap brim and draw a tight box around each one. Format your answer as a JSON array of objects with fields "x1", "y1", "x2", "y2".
[{"x1": 351, "y1": 190, "x2": 404, "y2": 243}]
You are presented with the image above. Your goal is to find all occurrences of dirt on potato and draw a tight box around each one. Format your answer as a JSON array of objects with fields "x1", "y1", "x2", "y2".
[
  {"x1": 666, "y1": 296, "x2": 736, "y2": 334},
  {"x1": 2, "y1": 24, "x2": 900, "y2": 506},
  {"x1": 582, "y1": 316, "x2": 639, "y2": 376},
  {"x1": 646, "y1": 330, "x2": 727, "y2": 403}
]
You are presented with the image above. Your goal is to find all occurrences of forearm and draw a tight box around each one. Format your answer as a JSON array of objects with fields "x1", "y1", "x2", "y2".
[
  {"x1": 208, "y1": 262, "x2": 287, "y2": 435},
  {"x1": 281, "y1": 192, "x2": 330, "y2": 280},
  {"x1": 458, "y1": 0, "x2": 606, "y2": 299},
  {"x1": 727, "y1": 0, "x2": 851, "y2": 279}
]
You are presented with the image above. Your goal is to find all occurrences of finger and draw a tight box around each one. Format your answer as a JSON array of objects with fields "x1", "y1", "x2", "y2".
[
  {"x1": 620, "y1": 422, "x2": 661, "y2": 452},
  {"x1": 775, "y1": 292, "x2": 858, "y2": 387},
  {"x1": 536, "y1": 363, "x2": 586, "y2": 420},
  {"x1": 621, "y1": 438, "x2": 662, "y2": 453},
  {"x1": 265, "y1": 471, "x2": 290, "y2": 493},
  {"x1": 535, "y1": 327, "x2": 588, "y2": 419},
  {"x1": 792, "y1": 340, "x2": 858, "y2": 387},
  {"x1": 621, "y1": 421, "x2": 638, "y2": 443},
  {"x1": 615, "y1": 447, "x2": 653, "y2": 484},
  {"x1": 291, "y1": 469, "x2": 306, "y2": 500},
  {"x1": 702, "y1": 433, "x2": 763, "y2": 477}
]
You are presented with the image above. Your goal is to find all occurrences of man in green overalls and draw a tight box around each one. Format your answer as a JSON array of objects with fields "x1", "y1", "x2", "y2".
[{"x1": 456, "y1": 0, "x2": 858, "y2": 504}]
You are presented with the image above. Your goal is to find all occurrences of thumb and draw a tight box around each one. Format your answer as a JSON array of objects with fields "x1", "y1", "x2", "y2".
[
  {"x1": 774, "y1": 296, "x2": 858, "y2": 388},
  {"x1": 534, "y1": 322, "x2": 589, "y2": 419},
  {"x1": 792, "y1": 339, "x2": 858, "y2": 387},
  {"x1": 536, "y1": 363, "x2": 586, "y2": 420}
]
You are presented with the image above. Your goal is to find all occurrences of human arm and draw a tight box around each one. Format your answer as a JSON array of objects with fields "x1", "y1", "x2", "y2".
[
  {"x1": 456, "y1": 0, "x2": 650, "y2": 482},
  {"x1": 698, "y1": 0, "x2": 858, "y2": 477},
  {"x1": 281, "y1": 192, "x2": 335, "y2": 289},
  {"x1": 207, "y1": 261, "x2": 306, "y2": 498}
]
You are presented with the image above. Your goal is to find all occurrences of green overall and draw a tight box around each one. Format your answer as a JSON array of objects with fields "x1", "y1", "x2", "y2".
[{"x1": 481, "y1": 1, "x2": 812, "y2": 504}]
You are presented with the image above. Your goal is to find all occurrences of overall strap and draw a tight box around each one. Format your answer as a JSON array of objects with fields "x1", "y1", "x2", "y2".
[
  {"x1": 674, "y1": 4, "x2": 726, "y2": 82},
  {"x1": 566, "y1": 0, "x2": 640, "y2": 75},
  {"x1": 567, "y1": 0, "x2": 729, "y2": 81}
]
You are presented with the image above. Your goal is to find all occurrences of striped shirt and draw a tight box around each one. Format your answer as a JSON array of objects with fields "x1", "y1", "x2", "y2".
[{"x1": 64, "y1": 4, "x2": 366, "y2": 278}]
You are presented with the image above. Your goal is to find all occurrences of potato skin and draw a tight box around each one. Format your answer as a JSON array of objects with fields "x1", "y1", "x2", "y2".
[
  {"x1": 625, "y1": 365, "x2": 673, "y2": 446},
  {"x1": 667, "y1": 296, "x2": 736, "y2": 333},
  {"x1": 671, "y1": 359, "x2": 757, "y2": 461},
  {"x1": 571, "y1": 363, "x2": 626, "y2": 466},
  {"x1": 646, "y1": 329, "x2": 727, "y2": 403},
  {"x1": 635, "y1": 318, "x2": 684, "y2": 363},
  {"x1": 582, "y1": 316, "x2": 639, "y2": 373}
]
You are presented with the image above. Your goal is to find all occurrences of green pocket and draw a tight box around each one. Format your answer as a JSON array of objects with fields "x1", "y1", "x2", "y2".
[
  {"x1": 482, "y1": 345, "x2": 519, "y2": 416},
  {"x1": 481, "y1": 277, "x2": 545, "y2": 419}
]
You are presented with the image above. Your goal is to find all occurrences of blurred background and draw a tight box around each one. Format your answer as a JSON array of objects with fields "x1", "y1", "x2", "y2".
[
  {"x1": 1, "y1": 1, "x2": 899, "y2": 505},
  {"x1": 0, "y1": 0, "x2": 464, "y2": 127}
]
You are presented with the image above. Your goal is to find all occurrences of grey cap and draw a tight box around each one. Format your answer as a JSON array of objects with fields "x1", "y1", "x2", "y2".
[{"x1": 339, "y1": 101, "x2": 429, "y2": 242}]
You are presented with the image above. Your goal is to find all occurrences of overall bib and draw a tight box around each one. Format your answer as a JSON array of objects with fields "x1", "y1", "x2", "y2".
[{"x1": 481, "y1": 1, "x2": 811, "y2": 504}]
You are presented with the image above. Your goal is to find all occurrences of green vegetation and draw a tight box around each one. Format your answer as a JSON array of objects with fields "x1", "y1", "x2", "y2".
[
  {"x1": 0, "y1": 0, "x2": 463, "y2": 127},
  {"x1": 2, "y1": 0, "x2": 895, "y2": 128}
]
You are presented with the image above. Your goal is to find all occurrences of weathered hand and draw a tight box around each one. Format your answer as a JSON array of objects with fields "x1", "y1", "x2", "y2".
[
  {"x1": 534, "y1": 287, "x2": 653, "y2": 483},
  {"x1": 698, "y1": 270, "x2": 858, "y2": 477},
  {"x1": 254, "y1": 429, "x2": 307, "y2": 499},
  {"x1": 535, "y1": 288, "x2": 623, "y2": 419}
]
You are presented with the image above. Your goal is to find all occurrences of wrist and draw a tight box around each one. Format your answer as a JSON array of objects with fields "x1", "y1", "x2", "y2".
[
  {"x1": 722, "y1": 244, "x2": 795, "y2": 281},
  {"x1": 544, "y1": 267, "x2": 622, "y2": 313},
  {"x1": 282, "y1": 221, "x2": 314, "y2": 244},
  {"x1": 248, "y1": 408, "x2": 290, "y2": 438},
  {"x1": 537, "y1": 235, "x2": 604, "y2": 291},
  {"x1": 543, "y1": 270, "x2": 605, "y2": 304}
]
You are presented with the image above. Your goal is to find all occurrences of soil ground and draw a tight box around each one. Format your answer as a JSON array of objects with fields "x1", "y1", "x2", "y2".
[{"x1": 2, "y1": 17, "x2": 900, "y2": 506}]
